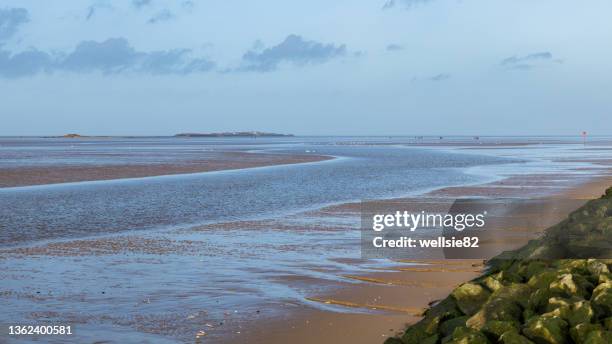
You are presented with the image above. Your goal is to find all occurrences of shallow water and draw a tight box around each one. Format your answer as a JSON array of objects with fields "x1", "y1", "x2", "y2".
[{"x1": 1, "y1": 136, "x2": 610, "y2": 343}]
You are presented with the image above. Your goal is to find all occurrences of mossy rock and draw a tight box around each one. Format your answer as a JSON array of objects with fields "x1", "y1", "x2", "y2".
[
  {"x1": 549, "y1": 274, "x2": 587, "y2": 298},
  {"x1": 499, "y1": 270, "x2": 524, "y2": 284},
  {"x1": 528, "y1": 270, "x2": 559, "y2": 290},
  {"x1": 591, "y1": 281, "x2": 612, "y2": 318},
  {"x1": 383, "y1": 338, "x2": 404, "y2": 344},
  {"x1": 400, "y1": 316, "x2": 441, "y2": 344},
  {"x1": 557, "y1": 260, "x2": 589, "y2": 275},
  {"x1": 583, "y1": 330, "x2": 612, "y2": 344},
  {"x1": 528, "y1": 289, "x2": 555, "y2": 313},
  {"x1": 587, "y1": 260, "x2": 610, "y2": 277},
  {"x1": 439, "y1": 316, "x2": 469, "y2": 337},
  {"x1": 520, "y1": 261, "x2": 550, "y2": 280},
  {"x1": 499, "y1": 330, "x2": 535, "y2": 344},
  {"x1": 423, "y1": 297, "x2": 463, "y2": 320},
  {"x1": 466, "y1": 284, "x2": 529, "y2": 330},
  {"x1": 603, "y1": 317, "x2": 612, "y2": 330},
  {"x1": 570, "y1": 323, "x2": 603, "y2": 344},
  {"x1": 421, "y1": 334, "x2": 439, "y2": 344},
  {"x1": 449, "y1": 327, "x2": 490, "y2": 344},
  {"x1": 451, "y1": 283, "x2": 491, "y2": 316},
  {"x1": 481, "y1": 320, "x2": 519, "y2": 341},
  {"x1": 466, "y1": 299, "x2": 521, "y2": 331},
  {"x1": 568, "y1": 300, "x2": 595, "y2": 327},
  {"x1": 480, "y1": 275, "x2": 504, "y2": 292},
  {"x1": 522, "y1": 315, "x2": 569, "y2": 344}
]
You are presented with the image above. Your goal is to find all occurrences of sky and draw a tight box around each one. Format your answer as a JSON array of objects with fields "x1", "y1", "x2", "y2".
[{"x1": 0, "y1": 0, "x2": 611, "y2": 136}]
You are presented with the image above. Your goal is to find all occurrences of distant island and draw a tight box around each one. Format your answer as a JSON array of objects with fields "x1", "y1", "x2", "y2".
[{"x1": 175, "y1": 131, "x2": 294, "y2": 138}]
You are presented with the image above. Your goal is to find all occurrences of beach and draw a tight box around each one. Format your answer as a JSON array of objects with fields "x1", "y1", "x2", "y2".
[{"x1": 1, "y1": 136, "x2": 611, "y2": 343}]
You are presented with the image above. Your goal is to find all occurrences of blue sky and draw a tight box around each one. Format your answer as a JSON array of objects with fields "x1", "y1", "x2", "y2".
[{"x1": 0, "y1": 0, "x2": 611, "y2": 135}]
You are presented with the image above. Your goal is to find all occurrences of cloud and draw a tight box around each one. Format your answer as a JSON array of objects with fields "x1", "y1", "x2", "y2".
[
  {"x1": 0, "y1": 38, "x2": 215, "y2": 78},
  {"x1": 0, "y1": 49, "x2": 52, "y2": 78},
  {"x1": 181, "y1": 1, "x2": 195, "y2": 10},
  {"x1": 500, "y1": 52, "x2": 558, "y2": 70},
  {"x1": 386, "y1": 44, "x2": 404, "y2": 52},
  {"x1": 0, "y1": 7, "x2": 29, "y2": 41},
  {"x1": 241, "y1": 34, "x2": 347, "y2": 72},
  {"x1": 429, "y1": 73, "x2": 450, "y2": 81},
  {"x1": 132, "y1": 0, "x2": 152, "y2": 9},
  {"x1": 383, "y1": 0, "x2": 433, "y2": 10},
  {"x1": 148, "y1": 9, "x2": 174, "y2": 24}
]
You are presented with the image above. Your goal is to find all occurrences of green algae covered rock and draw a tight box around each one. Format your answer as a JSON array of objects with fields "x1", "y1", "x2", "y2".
[
  {"x1": 439, "y1": 316, "x2": 469, "y2": 337},
  {"x1": 568, "y1": 300, "x2": 595, "y2": 327},
  {"x1": 448, "y1": 327, "x2": 490, "y2": 344},
  {"x1": 481, "y1": 320, "x2": 519, "y2": 340},
  {"x1": 499, "y1": 330, "x2": 535, "y2": 344},
  {"x1": 480, "y1": 275, "x2": 504, "y2": 292},
  {"x1": 522, "y1": 315, "x2": 569, "y2": 344},
  {"x1": 400, "y1": 315, "x2": 440, "y2": 344},
  {"x1": 388, "y1": 188, "x2": 612, "y2": 344},
  {"x1": 591, "y1": 281, "x2": 612, "y2": 317},
  {"x1": 570, "y1": 323, "x2": 603, "y2": 344},
  {"x1": 583, "y1": 330, "x2": 612, "y2": 344},
  {"x1": 420, "y1": 334, "x2": 439, "y2": 344},
  {"x1": 451, "y1": 282, "x2": 491, "y2": 315},
  {"x1": 549, "y1": 274, "x2": 585, "y2": 298}
]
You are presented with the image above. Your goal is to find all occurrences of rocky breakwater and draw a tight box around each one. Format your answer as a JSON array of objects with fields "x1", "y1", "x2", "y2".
[{"x1": 386, "y1": 187, "x2": 612, "y2": 344}]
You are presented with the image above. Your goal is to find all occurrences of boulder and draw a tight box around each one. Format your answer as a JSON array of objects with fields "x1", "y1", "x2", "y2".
[
  {"x1": 481, "y1": 320, "x2": 519, "y2": 340},
  {"x1": 522, "y1": 315, "x2": 569, "y2": 344},
  {"x1": 452, "y1": 283, "x2": 491, "y2": 315},
  {"x1": 568, "y1": 300, "x2": 595, "y2": 327},
  {"x1": 439, "y1": 316, "x2": 469, "y2": 337},
  {"x1": 499, "y1": 330, "x2": 535, "y2": 344},
  {"x1": 569, "y1": 323, "x2": 603, "y2": 344},
  {"x1": 449, "y1": 327, "x2": 490, "y2": 344},
  {"x1": 591, "y1": 281, "x2": 612, "y2": 317}
]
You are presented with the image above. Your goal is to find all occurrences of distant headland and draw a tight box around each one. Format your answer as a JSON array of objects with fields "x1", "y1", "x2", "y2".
[{"x1": 175, "y1": 131, "x2": 294, "y2": 138}]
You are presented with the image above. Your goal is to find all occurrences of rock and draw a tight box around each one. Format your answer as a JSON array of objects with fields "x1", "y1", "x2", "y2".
[
  {"x1": 528, "y1": 270, "x2": 559, "y2": 290},
  {"x1": 528, "y1": 289, "x2": 555, "y2": 313},
  {"x1": 439, "y1": 316, "x2": 469, "y2": 337},
  {"x1": 603, "y1": 317, "x2": 612, "y2": 330},
  {"x1": 481, "y1": 275, "x2": 504, "y2": 292},
  {"x1": 383, "y1": 338, "x2": 404, "y2": 344},
  {"x1": 421, "y1": 334, "x2": 439, "y2": 344},
  {"x1": 383, "y1": 337, "x2": 404, "y2": 344},
  {"x1": 591, "y1": 281, "x2": 612, "y2": 317},
  {"x1": 545, "y1": 297, "x2": 573, "y2": 314},
  {"x1": 549, "y1": 274, "x2": 588, "y2": 297},
  {"x1": 520, "y1": 261, "x2": 549, "y2": 280},
  {"x1": 481, "y1": 320, "x2": 519, "y2": 340},
  {"x1": 570, "y1": 323, "x2": 603, "y2": 344},
  {"x1": 522, "y1": 315, "x2": 569, "y2": 344},
  {"x1": 449, "y1": 327, "x2": 490, "y2": 344},
  {"x1": 587, "y1": 260, "x2": 610, "y2": 277},
  {"x1": 400, "y1": 316, "x2": 441, "y2": 344},
  {"x1": 499, "y1": 330, "x2": 535, "y2": 344},
  {"x1": 452, "y1": 283, "x2": 491, "y2": 315},
  {"x1": 568, "y1": 300, "x2": 594, "y2": 327},
  {"x1": 583, "y1": 330, "x2": 612, "y2": 343},
  {"x1": 466, "y1": 284, "x2": 530, "y2": 330},
  {"x1": 467, "y1": 299, "x2": 521, "y2": 331}
]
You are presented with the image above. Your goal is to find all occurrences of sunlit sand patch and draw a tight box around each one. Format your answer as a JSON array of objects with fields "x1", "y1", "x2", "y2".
[
  {"x1": 305, "y1": 297, "x2": 424, "y2": 315},
  {"x1": 341, "y1": 275, "x2": 453, "y2": 288}
]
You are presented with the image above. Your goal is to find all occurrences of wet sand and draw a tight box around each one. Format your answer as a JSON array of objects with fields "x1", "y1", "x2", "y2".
[
  {"x1": 0, "y1": 151, "x2": 332, "y2": 188},
  {"x1": 235, "y1": 174, "x2": 612, "y2": 344}
]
